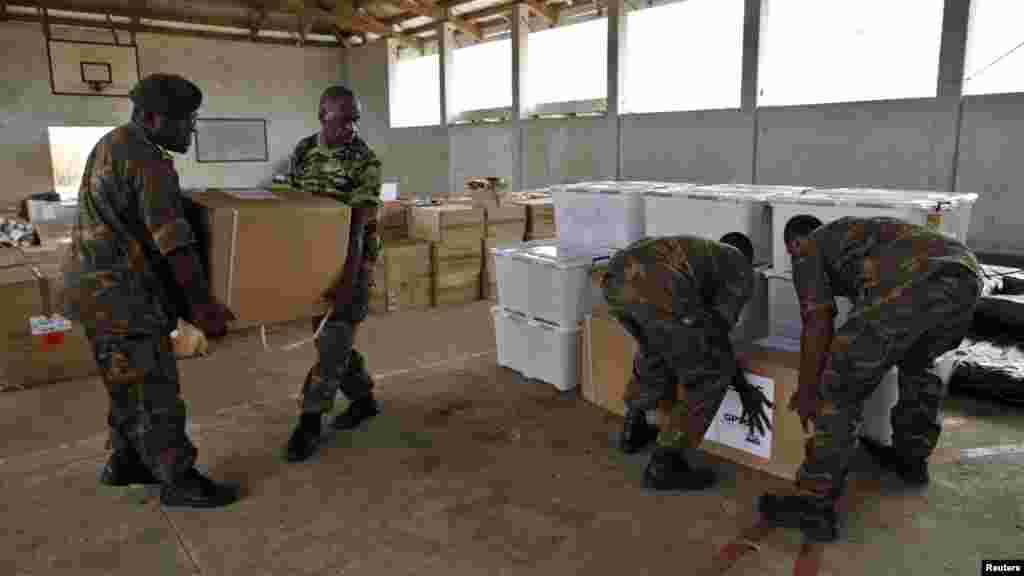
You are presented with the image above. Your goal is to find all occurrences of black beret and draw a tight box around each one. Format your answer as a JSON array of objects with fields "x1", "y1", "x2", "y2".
[{"x1": 129, "y1": 74, "x2": 203, "y2": 119}]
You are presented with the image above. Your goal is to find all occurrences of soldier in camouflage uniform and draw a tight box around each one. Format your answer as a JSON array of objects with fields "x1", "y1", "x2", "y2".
[
  {"x1": 63, "y1": 74, "x2": 240, "y2": 508},
  {"x1": 760, "y1": 215, "x2": 982, "y2": 541},
  {"x1": 284, "y1": 85, "x2": 385, "y2": 462},
  {"x1": 602, "y1": 233, "x2": 773, "y2": 492}
]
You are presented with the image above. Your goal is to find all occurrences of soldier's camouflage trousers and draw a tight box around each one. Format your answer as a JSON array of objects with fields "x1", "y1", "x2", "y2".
[
  {"x1": 302, "y1": 266, "x2": 374, "y2": 414},
  {"x1": 602, "y1": 246, "x2": 739, "y2": 452},
  {"x1": 93, "y1": 333, "x2": 197, "y2": 484},
  {"x1": 796, "y1": 264, "x2": 982, "y2": 501}
]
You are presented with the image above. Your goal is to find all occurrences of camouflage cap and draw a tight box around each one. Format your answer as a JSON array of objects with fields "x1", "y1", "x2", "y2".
[{"x1": 129, "y1": 73, "x2": 202, "y2": 119}]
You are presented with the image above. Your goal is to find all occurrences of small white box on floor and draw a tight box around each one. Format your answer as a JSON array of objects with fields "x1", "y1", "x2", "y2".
[
  {"x1": 710, "y1": 372, "x2": 777, "y2": 458},
  {"x1": 491, "y1": 240, "x2": 614, "y2": 327},
  {"x1": 769, "y1": 188, "x2": 979, "y2": 275}
]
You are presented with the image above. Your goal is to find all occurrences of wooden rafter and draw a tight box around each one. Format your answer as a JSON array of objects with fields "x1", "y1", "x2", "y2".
[
  {"x1": 381, "y1": 0, "x2": 480, "y2": 27},
  {"x1": 402, "y1": 0, "x2": 513, "y2": 36},
  {"x1": 6, "y1": 10, "x2": 340, "y2": 47},
  {"x1": 387, "y1": 0, "x2": 481, "y2": 39},
  {"x1": 523, "y1": 0, "x2": 556, "y2": 24},
  {"x1": 282, "y1": 0, "x2": 421, "y2": 49}
]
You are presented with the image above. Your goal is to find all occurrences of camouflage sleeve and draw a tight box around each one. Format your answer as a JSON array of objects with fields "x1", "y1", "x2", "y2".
[
  {"x1": 127, "y1": 156, "x2": 195, "y2": 256},
  {"x1": 791, "y1": 235, "x2": 835, "y2": 320},
  {"x1": 289, "y1": 135, "x2": 316, "y2": 188},
  {"x1": 349, "y1": 155, "x2": 384, "y2": 210}
]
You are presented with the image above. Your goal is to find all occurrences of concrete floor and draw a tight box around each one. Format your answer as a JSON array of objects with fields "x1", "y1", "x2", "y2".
[{"x1": 1, "y1": 300, "x2": 1022, "y2": 576}]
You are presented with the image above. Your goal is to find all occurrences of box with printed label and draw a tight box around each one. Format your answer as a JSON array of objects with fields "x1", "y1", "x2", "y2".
[{"x1": 1, "y1": 266, "x2": 97, "y2": 389}]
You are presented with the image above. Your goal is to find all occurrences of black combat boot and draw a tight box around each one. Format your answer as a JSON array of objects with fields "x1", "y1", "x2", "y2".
[
  {"x1": 331, "y1": 395, "x2": 380, "y2": 430},
  {"x1": 758, "y1": 494, "x2": 839, "y2": 542},
  {"x1": 619, "y1": 408, "x2": 660, "y2": 454},
  {"x1": 160, "y1": 468, "x2": 241, "y2": 509},
  {"x1": 859, "y1": 436, "x2": 929, "y2": 485},
  {"x1": 99, "y1": 448, "x2": 161, "y2": 487},
  {"x1": 285, "y1": 412, "x2": 324, "y2": 463},
  {"x1": 642, "y1": 447, "x2": 716, "y2": 491}
]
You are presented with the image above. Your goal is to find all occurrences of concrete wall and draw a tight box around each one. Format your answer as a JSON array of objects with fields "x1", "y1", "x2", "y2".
[
  {"x1": 347, "y1": 38, "x2": 1024, "y2": 257},
  {"x1": 0, "y1": 20, "x2": 346, "y2": 209}
]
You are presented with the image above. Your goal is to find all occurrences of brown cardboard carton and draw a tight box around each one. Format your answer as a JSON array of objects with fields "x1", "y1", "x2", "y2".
[
  {"x1": 380, "y1": 238, "x2": 432, "y2": 313},
  {"x1": 408, "y1": 204, "x2": 484, "y2": 245},
  {"x1": 0, "y1": 247, "x2": 24, "y2": 268},
  {"x1": 580, "y1": 310, "x2": 808, "y2": 481},
  {"x1": 431, "y1": 251, "x2": 481, "y2": 307},
  {"x1": 514, "y1": 198, "x2": 556, "y2": 240},
  {"x1": 698, "y1": 339, "x2": 808, "y2": 481},
  {"x1": 485, "y1": 203, "x2": 527, "y2": 243},
  {"x1": 580, "y1": 312, "x2": 638, "y2": 417},
  {"x1": 186, "y1": 189, "x2": 351, "y2": 328},
  {"x1": 378, "y1": 201, "x2": 409, "y2": 236},
  {"x1": 1, "y1": 266, "x2": 98, "y2": 389}
]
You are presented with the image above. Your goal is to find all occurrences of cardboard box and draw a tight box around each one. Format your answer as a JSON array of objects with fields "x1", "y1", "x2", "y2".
[
  {"x1": 1, "y1": 265, "x2": 98, "y2": 389},
  {"x1": 378, "y1": 201, "x2": 409, "y2": 236},
  {"x1": 382, "y1": 238, "x2": 432, "y2": 313},
  {"x1": 186, "y1": 189, "x2": 351, "y2": 327},
  {"x1": 515, "y1": 198, "x2": 556, "y2": 240},
  {"x1": 486, "y1": 204, "x2": 527, "y2": 243},
  {"x1": 580, "y1": 312, "x2": 809, "y2": 481},
  {"x1": 408, "y1": 204, "x2": 485, "y2": 245},
  {"x1": 580, "y1": 312, "x2": 638, "y2": 417},
  {"x1": 0, "y1": 247, "x2": 24, "y2": 268},
  {"x1": 431, "y1": 247, "x2": 481, "y2": 307}
]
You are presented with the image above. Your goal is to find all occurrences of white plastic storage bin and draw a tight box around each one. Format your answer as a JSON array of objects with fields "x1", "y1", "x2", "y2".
[
  {"x1": 644, "y1": 184, "x2": 808, "y2": 267},
  {"x1": 552, "y1": 182, "x2": 648, "y2": 250},
  {"x1": 764, "y1": 270, "x2": 852, "y2": 340},
  {"x1": 732, "y1": 267, "x2": 770, "y2": 345},
  {"x1": 492, "y1": 240, "x2": 614, "y2": 327},
  {"x1": 769, "y1": 188, "x2": 979, "y2": 275},
  {"x1": 27, "y1": 199, "x2": 78, "y2": 225},
  {"x1": 492, "y1": 306, "x2": 532, "y2": 375},
  {"x1": 528, "y1": 318, "x2": 582, "y2": 391}
]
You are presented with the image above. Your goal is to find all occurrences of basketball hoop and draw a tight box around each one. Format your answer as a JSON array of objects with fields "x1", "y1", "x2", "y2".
[{"x1": 86, "y1": 79, "x2": 112, "y2": 92}]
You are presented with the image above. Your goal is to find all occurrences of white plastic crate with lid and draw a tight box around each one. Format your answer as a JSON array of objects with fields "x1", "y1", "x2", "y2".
[
  {"x1": 763, "y1": 269, "x2": 852, "y2": 340},
  {"x1": 644, "y1": 183, "x2": 811, "y2": 267},
  {"x1": 492, "y1": 306, "x2": 531, "y2": 376},
  {"x1": 552, "y1": 182, "x2": 652, "y2": 250},
  {"x1": 769, "y1": 188, "x2": 979, "y2": 275},
  {"x1": 491, "y1": 239, "x2": 614, "y2": 327},
  {"x1": 491, "y1": 306, "x2": 581, "y2": 391}
]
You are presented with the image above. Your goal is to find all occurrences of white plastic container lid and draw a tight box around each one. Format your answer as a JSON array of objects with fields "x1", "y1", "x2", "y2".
[
  {"x1": 492, "y1": 239, "x2": 615, "y2": 270},
  {"x1": 772, "y1": 187, "x2": 979, "y2": 211},
  {"x1": 645, "y1": 182, "x2": 787, "y2": 202}
]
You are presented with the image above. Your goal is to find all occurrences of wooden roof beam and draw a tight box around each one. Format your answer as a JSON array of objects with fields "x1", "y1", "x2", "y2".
[
  {"x1": 523, "y1": 0, "x2": 557, "y2": 24},
  {"x1": 388, "y1": 0, "x2": 481, "y2": 39}
]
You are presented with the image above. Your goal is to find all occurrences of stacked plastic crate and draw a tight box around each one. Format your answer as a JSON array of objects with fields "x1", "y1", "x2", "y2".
[{"x1": 490, "y1": 181, "x2": 650, "y2": 391}]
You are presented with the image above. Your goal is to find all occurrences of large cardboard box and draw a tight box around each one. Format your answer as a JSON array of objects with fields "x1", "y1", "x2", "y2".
[
  {"x1": 1, "y1": 265, "x2": 98, "y2": 389},
  {"x1": 580, "y1": 312, "x2": 638, "y2": 417},
  {"x1": 580, "y1": 311, "x2": 808, "y2": 481},
  {"x1": 408, "y1": 204, "x2": 485, "y2": 245},
  {"x1": 431, "y1": 247, "x2": 481, "y2": 307},
  {"x1": 186, "y1": 189, "x2": 350, "y2": 327}
]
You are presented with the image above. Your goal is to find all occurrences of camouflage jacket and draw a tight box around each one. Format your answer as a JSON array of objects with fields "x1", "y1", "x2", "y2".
[
  {"x1": 792, "y1": 216, "x2": 983, "y2": 323},
  {"x1": 289, "y1": 131, "x2": 383, "y2": 263},
  {"x1": 63, "y1": 122, "x2": 197, "y2": 338},
  {"x1": 607, "y1": 236, "x2": 755, "y2": 327}
]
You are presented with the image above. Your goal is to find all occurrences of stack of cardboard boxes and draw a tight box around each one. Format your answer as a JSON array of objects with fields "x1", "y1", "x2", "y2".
[{"x1": 408, "y1": 203, "x2": 485, "y2": 307}]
